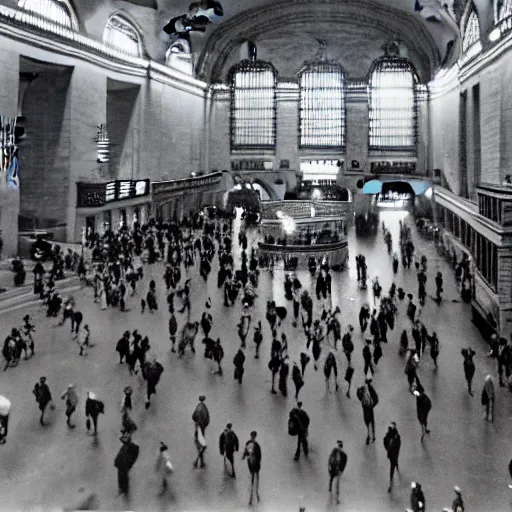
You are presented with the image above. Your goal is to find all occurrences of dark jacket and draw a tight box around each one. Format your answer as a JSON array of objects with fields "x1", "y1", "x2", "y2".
[
  {"x1": 192, "y1": 402, "x2": 210, "y2": 431},
  {"x1": 291, "y1": 408, "x2": 310, "y2": 435},
  {"x1": 328, "y1": 447, "x2": 347, "y2": 477},
  {"x1": 383, "y1": 428, "x2": 401, "y2": 461},
  {"x1": 416, "y1": 393, "x2": 432, "y2": 425},
  {"x1": 219, "y1": 429, "x2": 239, "y2": 456},
  {"x1": 114, "y1": 440, "x2": 139, "y2": 472}
]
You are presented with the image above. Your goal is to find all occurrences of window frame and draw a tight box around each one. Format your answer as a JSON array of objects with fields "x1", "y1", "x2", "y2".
[
  {"x1": 462, "y1": 8, "x2": 482, "y2": 55},
  {"x1": 228, "y1": 59, "x2": 277, "y2": 151},
  {"x1": 298, "y1": 61, "x2": 346, "y2": 150},
  {"x1": 367, "y1": 56, "x2": 419, "y2": 152},
  {"x1": 103, "y1": 13, "x2": 142, "y2": 58},
  {"x1": 18, "y1": 0, "x2": 78, "y2": 29}
]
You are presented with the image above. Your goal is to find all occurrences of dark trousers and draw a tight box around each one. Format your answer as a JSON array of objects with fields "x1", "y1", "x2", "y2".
[
  {"x1": 293, "y1": 301, "x2": 300, "y2": 319},
  {"x1": 295, "y1": 432, "x2": 308, "y2": 459},
  {"x1": 389, "y1": 457, "x2": 399, "y2": 481},
  {"x1": 363, "y1": 360, "x2": 374, "y2": 376},
  {"x1": 117, "y1": 469, "x2": 129, "y2": 494}
]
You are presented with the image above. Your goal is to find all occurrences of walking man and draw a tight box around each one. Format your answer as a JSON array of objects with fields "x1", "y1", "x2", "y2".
[
  {"x1": 242, "y1": 431, "x2": 261, "y2": 506},
  {"x1": 357, "y1": 379, "x2": 379, "y2": 445},
  {"x1": 328, "y1": 440, "x2": 347, "y2": 504},
  {"x1": 219, "y1": 423, "x2": 239, "y2": 477},
  {"x1": 363, "y1": 339, "x2": 374, "y2": 377},
  {"x1": 289, "y1": 401, "x2": 310, "y2": 461},
  {"x1": 60, "y1": 384, "x2": 78, "y2": 428},
  {"x1": 114, "y1": 436, "x2": 139, "y2": 496},
  {"x1": 33, "y1": 376, "x2": 52, "y2": 426},
  {"x1": 383, "y1": 422, "x2": 401, "y2": 492},
  {"x1": 414, "y1": 389, "x2": 432, "y2": 440}
]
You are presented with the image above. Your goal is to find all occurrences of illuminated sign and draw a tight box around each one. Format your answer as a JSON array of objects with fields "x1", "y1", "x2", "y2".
[
  {"x1": 77, "y1": 179, "x2": 150, "y2": 208},
  {"x1": 105, "y1": 182, "x2": 117, "y2": 202}
]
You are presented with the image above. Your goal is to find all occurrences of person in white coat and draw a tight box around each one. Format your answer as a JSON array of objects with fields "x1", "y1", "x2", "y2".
[{"x1": 155, "y1": 442, "x2": 173, "y2": 496}]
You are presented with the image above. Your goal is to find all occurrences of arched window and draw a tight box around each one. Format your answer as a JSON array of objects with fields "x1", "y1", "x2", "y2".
[
  {"x1": 18, "y1": 0, "x2": 76, "y2": 28},
  {"x1": 462, "y1": 9, "x2": 481, "y2": 54},
  {"x1": 495, "y1": 0, "x2": 512, "y2": 22},
  {"x1": 103, "y1": 14, "x2": 142, "y2": 57},
  {"x1": 229, "y1": 60, "x2": 277, "y2": 149},
  {"x1": 368, "y1": 57, "x2": 418, "y2": 151},
  {"x1": 299, "y1": 62, "x2": 345, "y2": 149}
]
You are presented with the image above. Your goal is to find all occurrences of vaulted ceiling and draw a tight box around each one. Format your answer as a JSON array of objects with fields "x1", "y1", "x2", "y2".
[{"x1": 69, "y1": 0, "x2": 472, "y2": 82}]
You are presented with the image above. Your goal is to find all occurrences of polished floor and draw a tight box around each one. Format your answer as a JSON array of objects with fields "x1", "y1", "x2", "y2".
[{"x1": 0, "y1": 210, "x2": 510, "y2": 511}]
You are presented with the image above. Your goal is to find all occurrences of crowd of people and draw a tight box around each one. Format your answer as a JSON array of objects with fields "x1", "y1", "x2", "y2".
[{"x1": 2, "y1": 210, "x2": 512, "y2": 511}]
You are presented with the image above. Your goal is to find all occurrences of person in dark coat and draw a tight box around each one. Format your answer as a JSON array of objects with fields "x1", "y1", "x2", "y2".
[
  {"x1": 192, "y1": 395, "x2": 210, "y2": 435},
  {"x1": 242, "y1": 431, "x2": 262, "y2": 506},
  {"x1": 357, "y1": 379, "x2": 378, "y2": 445},
  {"x1": 342, "y1": 326, "x2": 354, "y2": 365},
  {"x1": 414, "y1": 389, "x2": 432, "y2": 440},
  {"x1": 85, "y1": 392, "x2": 104, "y2": 435},
  {"x1": 452, "y1": 486, "x2": 465, "y2": 512},
  {"x1": 233, "y1": 348, "x2": 246, "y2": 384},
  {"x1": 33, "y1": 376, "x2": 52, "y2": 426},
  {"x1": 212, "y1": 338, "x2": 224, "y2": 375},
  {"x1": 292, "y1": 362, "x2": 304, "y2": 399},
  {"x1": 363, "y1": 339, "x2": 374, "y2": 377},
  {"x1": 114, "y1": 436, "x2": 139, "y2": 496},
  {"x1": 300, "y1": 352, "x2": 310, "y2": 377},
  {"x1": 169, "y1": 311, "x2": 178, "y2": 353},
  {"x1": 219, "y1": 423, "x2": 239, "y2": 478},
  {"x1": 410, "y1": 481, "x2": 426, "y2": 512},
  {"x1": 278, "y1": 357, "x2": 289, "y2": 396},
  {"x1": 359, "y1": 305, "x2": 370, "y2": 332},
  {"x1": 268, "y1": 353, "x2": 281, "y2": 394},
  {"x1": 324, "y1": 351, "x2": 338, "y2": 393},
  {"x1": 142, "y1": 358, "x2": 164, "y2": 409},
  {"x1": 328, "y1": 440, "x2": 348, "y2": 504},
  {"x1": 116, "y1": 331, "x2": 131, "y2": 364},
  {"x1": 383, "y1": 422, "x2": 401, "y2": 492},
  {"x1": 429, "y1": 331, "x2": 440, "y2": 370},
  {"x1": 289, "y1": 402, "x2": 309, "y2": 461},
  {"x1": 253, "y1": 322, "x2": 263, "y2": 359},
  {"x1": 461, "y1": 347, "x2": 476, "y2": 396},
  {"x1": 201, "y1": 309, "x2": 213, "y2": 338}
]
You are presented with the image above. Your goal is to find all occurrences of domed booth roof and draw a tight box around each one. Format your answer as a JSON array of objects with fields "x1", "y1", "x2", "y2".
[{"x1": 296, "y1": 185, "x2": 349, "y2": 202}]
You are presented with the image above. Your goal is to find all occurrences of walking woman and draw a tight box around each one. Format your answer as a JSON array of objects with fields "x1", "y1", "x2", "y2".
[
  {"x1": 462, "y1": 347, "x2": 476, "y2": 396},
  {"x1": 60, "y1": 384, "x2": 78, "y2": 428},
  {"x1": 242, "y1": 431, "x2": 261, "y2": 506}
]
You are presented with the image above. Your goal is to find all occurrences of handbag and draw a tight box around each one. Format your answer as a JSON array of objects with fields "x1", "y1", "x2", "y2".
[
  {"x1": 86, "y1": 417, "x2": 91, "y2": 430},
  {"x1": 481, "y1": 389, "x2": 489, "y2": 406},
  {"x1": 344, "y1": 366, "x2": 354, "y2": 383}
]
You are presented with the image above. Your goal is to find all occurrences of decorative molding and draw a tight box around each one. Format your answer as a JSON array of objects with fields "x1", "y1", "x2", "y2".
[
  {"x1": 196, "y1": 0, "x2": 442, "y2": 83},
  {"x1": 0, "y1": 5, "x2": 208, "y2": 97}
]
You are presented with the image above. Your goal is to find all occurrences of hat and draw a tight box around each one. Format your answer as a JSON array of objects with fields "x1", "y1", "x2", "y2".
[
  {"x1": 199, "y1": 395, "x2": 206, "y2": 402},
  {"x1": 160, "y1": 442, "x2": 168, "y2": 452},
  {"x1": 40, "y1": 376, "x2": 46, "y2": 382},
  {"x1": 226, "y1": 423, "x2": 232, "y2": 429},
  {"x1": 88, "y1": 392, "x2": 97, "y2": 400},
  {"x1": 297, "y1": 401, "x2": 303, "y2": 407},
  {"x1": 407, "y1": 293, "x2": 413, "y2": 299},
  {"x1": 67, "y1": 384, "x2": 75, "y2": 389},
  {"x1": 337, "y1": 440, "x2": 343, "y2": 447},
  {"x1": 205, "y1": 298, "x2": 211, "y2": 309},
  {"x1": 250, "y1": 431, "x2": 257, "y2": 437},
  {"x1": 23, "y1": 315, "x2": 30, "y2": 321},
  {"x1": 454, "y1": 486, "x2": 461, "y2": 494}
]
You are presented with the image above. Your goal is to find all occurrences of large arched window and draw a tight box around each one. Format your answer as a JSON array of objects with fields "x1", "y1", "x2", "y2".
[
  {"x1": 18, "y1": 0, "x2": 77, "y2": 28},
  {"x1": 229, "y1": 60, "x2": 277, "y2": 149},
  {"x1": 103, "y1": 14, "x2": 142, "y2": 57},
  {"x1": 494, "y1": 0, "x2": 512, "y2": 31},
  {"x1": 299, "y1": 62, "x2": 345, "y2": 149},
  {"x1": 368, "y1": 57, "x2": 418, "y2": 151},
  {"x1": 462, "y1": 9, "x2": 481, "y2": 55}
]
